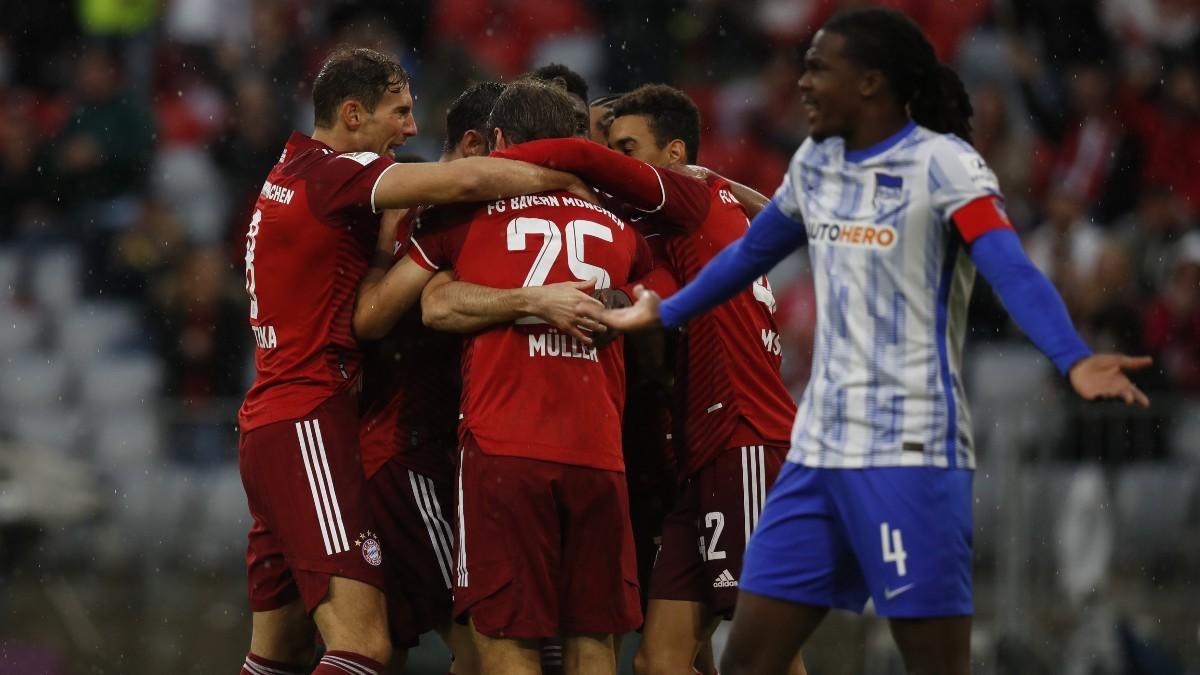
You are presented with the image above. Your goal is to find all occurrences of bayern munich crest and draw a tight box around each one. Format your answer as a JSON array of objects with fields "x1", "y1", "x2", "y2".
[{"x1": 355, "y1": 531, "x2": 383, "y2": 567}]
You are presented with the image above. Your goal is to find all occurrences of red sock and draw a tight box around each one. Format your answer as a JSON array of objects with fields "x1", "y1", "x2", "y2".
[
  {"x1": 241, "y1": 653, "x2": 306, "y2": 675},
  {"x1": 313, "y1": 650, "x2": 384, "y2": 675}
]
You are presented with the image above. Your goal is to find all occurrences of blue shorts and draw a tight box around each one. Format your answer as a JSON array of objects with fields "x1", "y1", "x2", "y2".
[{"x1": 740, "y1": 462, "x2": 973, "y2": 618}]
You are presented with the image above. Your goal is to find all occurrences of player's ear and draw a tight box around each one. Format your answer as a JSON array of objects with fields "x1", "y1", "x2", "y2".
[
  {"x1": 491, "y1": 127, "x2": 507, "y2": 152},
  {"x1": 341, "y1": 99, "x2": 364, "y2": 129},
  {"x1": 461, "y1": 129, "x2": 486, "y2": 157},
  {"x1": 859, "y1": 69, "x2": 886, "y2": 99},
  {"x1": 666, "y1": 139, "x2": 688, "y2": 165}
]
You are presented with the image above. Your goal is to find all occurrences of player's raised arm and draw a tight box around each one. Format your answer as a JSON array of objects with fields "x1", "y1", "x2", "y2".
[
  {"x1": 492, "y1": 137, "x2": 712, "y2": 230},
  {"x1": 371, "y1": 156, "x2": 590, "y2": 211},
  {"x1": 420, "y1": 274, "x2": 607, "y2": 344}
]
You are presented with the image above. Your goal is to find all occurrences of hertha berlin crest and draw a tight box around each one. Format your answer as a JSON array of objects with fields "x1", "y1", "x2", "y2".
[{"x1": 356, "y1": 531, "x2": 383, "y2": 566}]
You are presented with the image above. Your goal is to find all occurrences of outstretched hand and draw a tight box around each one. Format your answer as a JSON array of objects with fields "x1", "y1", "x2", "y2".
[
  {"x1": 1068, "y1": 354, "x2": 1152, "y2": 407},
  {"x1": 525, "y1": 279, "x2": 607, "y2": 345},
  {"x1": 576, "y1": 284, "x2": 664, "y2": 333}
]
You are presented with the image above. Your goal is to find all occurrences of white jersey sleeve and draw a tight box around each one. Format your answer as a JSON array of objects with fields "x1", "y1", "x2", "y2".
[{"x1": 926, "y1": 136, "x2": 1002, "y2": 226}]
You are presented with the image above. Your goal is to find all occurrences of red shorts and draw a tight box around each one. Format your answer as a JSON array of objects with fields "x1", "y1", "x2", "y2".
[
  {"x1": 454, "y1": 438, "x2": 642, "y2": 639},
  {"x1": 366, "y1": 458, "x2": 456, "y2": 648},
  {"x1": 240, "y1": 392, "x2": 384, "y2": 613},
  {"x1": 649, "y1": 444, "x2": 785, "y2": 617}
]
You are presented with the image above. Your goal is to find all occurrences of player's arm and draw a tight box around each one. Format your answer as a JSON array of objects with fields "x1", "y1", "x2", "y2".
[
  {"x1": 354, "y1": 216, "x2": 435, "y2": 340},
  {"x1": 420, "y1": 274, "x2": 607, "y2": 343},
  {"x1": 678, "y1": 165, "x2": 770, "y2": 216},
  {"x1": 582, "y1": 199, "x2": 806, "y2": 332},
  {"x1": 954, "y1": 197, "x2": 1151, "y2": 407},
  {"x1": 491, "y1": 137, "x2": 711, "y2": 230},
  {"x1": 372, "y1": 156, "x2": 591, "y2": 211}
]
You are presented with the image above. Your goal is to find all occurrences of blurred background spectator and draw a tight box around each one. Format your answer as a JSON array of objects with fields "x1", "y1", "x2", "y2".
[{"x1": 0, "y1": 1, "x2": 1196, "y2": 673}]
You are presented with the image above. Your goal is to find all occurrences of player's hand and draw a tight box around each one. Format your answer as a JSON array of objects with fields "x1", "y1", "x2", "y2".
[
  {"x1": 1068, "y1": 354, "x2": 1152, "y2": 407},
  {"x1": 590, "y1": 288, "x2": 633, "y2": 348},
  {"x1": 565, "y1": 177, "x2": 600, "y2": 205},
  {"x1": 576, "y1": 284, "x2": 663, "y2": 333},
  {"x1": 524, "y1": 280, "x2": 607, "y2": 345}
]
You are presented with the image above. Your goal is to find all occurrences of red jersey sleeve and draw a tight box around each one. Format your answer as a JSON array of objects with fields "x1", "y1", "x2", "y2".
[
  {"x1": 951, "y1": 195, "x2": 1014, "y2": 244},
  {"x1": 618, "y1": 232, "x2": 679, "y2": 300},
  {"x1": 493, "y1": 138, "x2": 711, "y2": 231},
  {"x1": 407, "y1": 206, "x2": 471, "y2": 271},
  {"x1": 308, "y1": 151, "x2": 397, "y2": 222}
]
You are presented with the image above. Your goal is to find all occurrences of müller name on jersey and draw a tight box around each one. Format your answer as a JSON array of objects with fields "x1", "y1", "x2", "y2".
[{"x1": 527, "y1": 330, "x2": 600, "y2": 362}]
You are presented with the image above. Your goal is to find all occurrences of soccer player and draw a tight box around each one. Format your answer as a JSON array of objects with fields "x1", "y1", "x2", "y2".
[
  {"x1": 588, "y1": 93, "x2": 622, "y2": 145},
  {"x1": 409, "y1": 79, "x2": 652, "y2": 675},
  {"x1": 603, "y1": 85, "x2": 804, "y2": 675},
  {"x1": 355, "y1": 81, "x2": 508, "y2": 675},
  {"x1": 531, "y1": 63, "x2": 592, "y2": 138},
  {"x1": 581, "y1": 10, "x2": 1152, "y2": 675},
  {"x1": 236, "y1": 48, "x2": 592, "y2": 675}
]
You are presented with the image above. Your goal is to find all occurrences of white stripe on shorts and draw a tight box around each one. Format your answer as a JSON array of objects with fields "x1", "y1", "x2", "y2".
[
  {"x1": 409, "y1": 470, "x2": 454, "y2": 588},
  {"x1": 421, "y1": 474, "x2": 458, "y2": 586},
  {"x1": 309, "y1": 419, "x2": 349, "y2": 552},
  {"x1": 297, "y1": 421, "x2": 334, "y2": 555},
  {"x1": 457, "y1": 447, "x2": 468, "y2": 588}
]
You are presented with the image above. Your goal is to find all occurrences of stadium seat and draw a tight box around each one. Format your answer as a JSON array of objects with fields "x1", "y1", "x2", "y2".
[
  {"x1": 29, "y1": 247, "x2": 81, "y2": 313},
  {"x1": 0, "y1": 304, "x2": 41, "y2": 355},
  {"x1": 187, "y1": 466, "x2": 251, "y2": 569},
  {"x1": 11, "y1": 407, "x2": 83, "y2": 451},
  {"x1": 1114, "y1": 463, "x2": 1200, "y2": 568},
  {"x1": 80, "y1": 355, "x2": 163, "y2": 410},
  {"x1": 1167, "y1": 399, "x2": 1200, "y2": 463},
  {"x1": 0, "y1": 353, "x2": 69, "y2": 416},
  {"x1": 56, "y1": 301, "x2": 141, "y2": 366},
  {"x1": 0, "y1": 248, "x2": 21, "y2": 301},
  {"x1": 92, "y1": 411, "x2": 163, "y2": 467}
]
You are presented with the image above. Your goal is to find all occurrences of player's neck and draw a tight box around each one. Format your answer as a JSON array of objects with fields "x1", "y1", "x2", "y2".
[
  {"x1": 844, "y1": 110, "x2": 911, "y2": 153},
  {"x1": 311, "y1": 126, "x2": 368, "y2": 154}
]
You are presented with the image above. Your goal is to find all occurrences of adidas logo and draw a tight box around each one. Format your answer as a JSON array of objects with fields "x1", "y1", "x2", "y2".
[{"x1": 713, "y1": 569, "x2": 738, "y2": 588}]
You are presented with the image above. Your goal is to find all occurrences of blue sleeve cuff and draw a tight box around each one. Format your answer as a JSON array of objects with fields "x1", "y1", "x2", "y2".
[
  {"x1": 660, "y1": 199, "x2": 807, "y2": 328},
  {"x1": 968, "y1": 229, "x2": 1092, "y2": 375}
]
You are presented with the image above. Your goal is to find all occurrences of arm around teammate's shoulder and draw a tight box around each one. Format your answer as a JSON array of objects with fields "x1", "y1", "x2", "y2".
[{"x1": 372, "y1": 157, "x2": 587, "y2": 211}]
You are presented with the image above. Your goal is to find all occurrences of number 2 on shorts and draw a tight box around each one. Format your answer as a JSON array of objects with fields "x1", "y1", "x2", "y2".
[{"x1": 880, "y1": 522, "x2": 907, "y2": 577}]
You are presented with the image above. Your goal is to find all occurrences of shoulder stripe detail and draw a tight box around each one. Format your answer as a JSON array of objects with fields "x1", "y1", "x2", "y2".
[
  {"x1": 338, "y1": 151, "x2": 381, "y2": 166},
  {"x1": 632, "y1": 166, "x2": 668, "y2": 214},
  {"x1": 370, "y1": 163, "x2": 400, "y2": 214},
  {"x1": 409, "y1": 236, "x2": 438, "y2": 270}
]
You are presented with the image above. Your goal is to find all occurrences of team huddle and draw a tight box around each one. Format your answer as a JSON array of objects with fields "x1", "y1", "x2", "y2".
[{"x1": 235, "y1": 8, "x2": 1151, "y2": 675}]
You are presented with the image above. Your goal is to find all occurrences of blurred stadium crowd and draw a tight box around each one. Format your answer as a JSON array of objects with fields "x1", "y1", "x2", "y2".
[{"x1": 0, "y1": 0, "x2": 1198, "y2": 673}]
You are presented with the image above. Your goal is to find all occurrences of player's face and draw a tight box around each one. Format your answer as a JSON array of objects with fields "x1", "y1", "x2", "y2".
[
  {"x1": 608, "y1": 114, "x2": 671, "y2": 167},
  {"x1": 589, "y1": 105, "x2": 611, "y2": 144},
  {"x1": 363, "y1": 85, "x2": 418, "y2": 155},
  {"x1": 798, "y1": 30, "x2": 860, "y2": 141}
]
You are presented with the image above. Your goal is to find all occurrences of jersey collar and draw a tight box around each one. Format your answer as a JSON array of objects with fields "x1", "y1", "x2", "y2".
[
  {"x1": 843, "y1": 120, "x2": 918, "y2": 163},
  {"x1": 286, "y1": 131, "x2": 331, "y2": 153}
]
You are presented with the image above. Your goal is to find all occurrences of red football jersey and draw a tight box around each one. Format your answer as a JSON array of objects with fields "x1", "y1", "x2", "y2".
[
  {"x1": 410, "y1": 192, "x2": 652, "y2": 471},
  {"x1": 238, "y1": 132, "x2": 397, "y2": 431},
  {"x1": 359, "y1": 211, "x2": 462, "y2": 480},
  {"x1": 633, "y1": 177, "x2": 797, "y2": 478}
]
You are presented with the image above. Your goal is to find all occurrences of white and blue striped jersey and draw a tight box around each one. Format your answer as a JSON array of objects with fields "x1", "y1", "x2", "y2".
[{"x1": 775, "y1": 122, "x2": 1001, "y2": 470}]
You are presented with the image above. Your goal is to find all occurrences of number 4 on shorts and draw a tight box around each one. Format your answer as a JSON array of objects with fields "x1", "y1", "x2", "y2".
[{"x1": 880, "y1": 522, "x2": 907, "y2": 577}]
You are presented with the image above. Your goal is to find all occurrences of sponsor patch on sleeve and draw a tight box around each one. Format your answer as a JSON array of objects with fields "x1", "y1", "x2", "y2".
[{"x1": 956, "y1": 152, "x2": 999, "y2": 192}]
